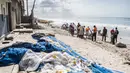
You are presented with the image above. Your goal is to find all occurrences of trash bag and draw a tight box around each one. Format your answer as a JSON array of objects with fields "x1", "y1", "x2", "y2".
[
  {"x1": 19, "y1": 50, "x2": 42, "y2": 71},
  {"x1": 0, "y1": 48, "x2": 27, "y2": 66}
]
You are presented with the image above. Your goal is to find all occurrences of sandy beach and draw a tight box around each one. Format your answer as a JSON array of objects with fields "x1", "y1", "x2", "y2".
[
  {"x1": 41, "y1": 23, "x2": 130, "y2": 73},
  {"x1": 31, "y1": 23, "x2": 130, "y2": 73},
  {"x1": 0, "y1": 23, "x2": 130, "y2": 73}
]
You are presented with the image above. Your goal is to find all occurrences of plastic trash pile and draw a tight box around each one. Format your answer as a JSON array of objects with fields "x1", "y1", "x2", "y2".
[
  {"x1": 19, "y1": 50, "x2": 90, "y2": 73},
  {"x1": 0, "y1": 33, "x2": 123, "y2": 73}
]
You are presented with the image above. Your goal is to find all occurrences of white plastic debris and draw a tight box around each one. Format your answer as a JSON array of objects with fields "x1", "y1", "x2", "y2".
[
  {"x1": 19, "y1": 51, "x2": 91, "y2": 73},
  {"x1": 42, "y1": 51, "x2": 69, "y2": 65},
  {"x1": 19, "y1": 50, "x2": 42, "y2": 71}
]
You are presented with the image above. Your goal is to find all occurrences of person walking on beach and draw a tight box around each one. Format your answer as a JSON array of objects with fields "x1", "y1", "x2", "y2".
[
  {"x1": 69, "y1": 23, "x2": 74, "y2": 36},
  {"x1": 114, "y1": 27, "x2": 119, "y2": 43},
  {"x1": 77, "y1": 23, "x2": 81, "y2": 37},
  {"x1": 92, "y1": 25, "x2": 97, "y2": 41},
  {"x1": 78, "y1": 26, "x2": 84, "y2": 39},
  {"x1": 83, "y1": 26, "x2": 85, "y2": 37},
  {"x1": 102, "y1": 27, "x2": 107, "y2": 42},
  {"x1": 110, "y1": 29, "x2": 115, "y2": 44},
  {"x1": 86, "y1": 26, "x2": 90, "y2": 39}
]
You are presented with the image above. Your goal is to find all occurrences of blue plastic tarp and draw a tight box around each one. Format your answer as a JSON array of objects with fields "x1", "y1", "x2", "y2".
[
  {"x1": 11, "y1": 42, "x2": 46, "y2": 52},
  {"x1": 0, "y1": 34, "x2": 123, "y2": 73},
  {"x1": 0, "y1": 48, "x2": 27, "y2": 66},
  {"x1": 0, "y1": 42, "x2": 46, "y2": 66},
  {"x1": 32, "y1": 35, "x2": 123, "y2": 73}
]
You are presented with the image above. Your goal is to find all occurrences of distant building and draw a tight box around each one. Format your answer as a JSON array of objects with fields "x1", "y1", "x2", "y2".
[{"x1": 0, "y1": 0, "x2": 24, "y2": 37}]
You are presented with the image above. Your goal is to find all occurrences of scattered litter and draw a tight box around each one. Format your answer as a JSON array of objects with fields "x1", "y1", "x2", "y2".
[{"x1": 0, "y1": 33, "x2": 123, "y2": 73}]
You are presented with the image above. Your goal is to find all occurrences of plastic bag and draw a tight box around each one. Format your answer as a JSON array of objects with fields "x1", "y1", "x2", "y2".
[{"x1": 19, "y1": 50, "x2": 42, "y2": 71}]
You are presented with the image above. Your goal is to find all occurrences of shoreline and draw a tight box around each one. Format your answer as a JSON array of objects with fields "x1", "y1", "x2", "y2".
[
  {"x1": 38, "y1": 22, "x2": 130, "y2": 58},
  {"x1": 37, "y1": 18, "x2": 130, "y2": 45}
]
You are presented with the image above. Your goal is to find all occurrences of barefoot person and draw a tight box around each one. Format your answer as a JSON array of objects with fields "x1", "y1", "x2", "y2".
[
  {"x1": 102, "y1": 27, "x2": 107, "y2": 42},
  {"x1": 92, "y1": 25, "x2": 97, "y2": 41}
]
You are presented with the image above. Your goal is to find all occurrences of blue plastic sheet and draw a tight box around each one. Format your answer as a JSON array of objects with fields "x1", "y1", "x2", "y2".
[
  {"x1": 11, "y1": 42, "x2": 46, "y2": 52},
  {"x1": 0, "y1": 48, "x2": 27, "y2": 66},
  {"x1": 0, "y1": 42, "x2": 46, "y2": 66},
  {"x1": 0, "y1": 34, "x2": 123, "y2": 73},
  {"x1": 32, "y1": 35, "x2": 123, "y2": 73}
]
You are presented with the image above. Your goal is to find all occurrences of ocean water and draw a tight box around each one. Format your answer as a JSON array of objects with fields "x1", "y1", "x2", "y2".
[{"x1": 36, "y1": 16, "x2": 130, "y2": 44}]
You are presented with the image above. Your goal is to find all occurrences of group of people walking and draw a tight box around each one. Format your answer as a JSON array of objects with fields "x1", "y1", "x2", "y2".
[
  {"x1": 76, "y1": 23, "x2": 98, "y2": 41},
  {"x1": 110, "y1": 27, "x2": 119, "y2": 44},
  {"x1": 65, "y1": 23, "x2": 119, "y2": 45}
]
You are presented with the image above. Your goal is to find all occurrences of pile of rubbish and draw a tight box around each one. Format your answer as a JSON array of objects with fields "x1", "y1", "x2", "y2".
[
  {"x1": 0, "y1": 33, "x2": 123, "y2": 73},
  {"x1": 19, "y1": 50, "x2": 90, "y2": 73}
]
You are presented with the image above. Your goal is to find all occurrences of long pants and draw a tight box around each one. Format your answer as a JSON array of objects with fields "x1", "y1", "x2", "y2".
[
  {"x1": 92, "y1": 33, "x2": 96, "y2": 41},
  {"x1": 111, "y1": 35, "x2": 115, "y2": 44},
  {"x1": 114, "y1": 35, "x2": 118, "y2": 43},
  {"x1": 86, "y1": 32, "x2": 89, "y2": 39},
  {"x1": 102, "y1": 35, "x2": 106, "y2": 41},
  {"x1": 79, "y1": 35, "x2": 84, "y2": 39},
  {"x1": 70, "y1": 30, "x2": 74, "y2": 36}
]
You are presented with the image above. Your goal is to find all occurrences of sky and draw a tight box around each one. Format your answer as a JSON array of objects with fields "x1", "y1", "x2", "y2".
[{"x1": 26, "y1": 0, "x2": 130, "y2": 18}]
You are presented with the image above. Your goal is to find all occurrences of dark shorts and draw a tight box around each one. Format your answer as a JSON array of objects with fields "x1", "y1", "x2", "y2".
[{"x1": 114, "y1": 35, "x2": 118, "y2": 38}]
